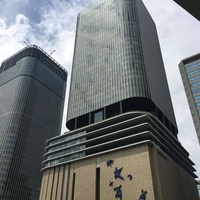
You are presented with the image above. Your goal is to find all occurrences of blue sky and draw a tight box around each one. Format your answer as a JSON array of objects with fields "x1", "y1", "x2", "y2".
[{"x1": 0, "y1": 0, "x2": 200, "y2": 177}]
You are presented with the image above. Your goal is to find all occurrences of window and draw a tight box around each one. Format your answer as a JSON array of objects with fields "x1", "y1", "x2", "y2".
[
  {"x1": 191, "y1": 82, "x2": 200, "y2": 87},
  {"x1": 194, "y1": 96, "x2": 200, "y2": 100},
  {"x1": 185, "y1": 62, "x2": 200, "y2": 70},
  {"x1": 94, "y1": 111, "x2": 103, "y2": 123}
]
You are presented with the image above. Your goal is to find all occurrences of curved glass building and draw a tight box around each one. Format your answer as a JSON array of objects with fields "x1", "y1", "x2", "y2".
[
  {"x1": 0, "y1": 45, "x2": 67, "y2": 199},
  {"x1": 39, "y1": 1, "x2": 199, "y2": 200},
  {"x1": 67, "y1": 0, "x2": 177, "y2": 135}
]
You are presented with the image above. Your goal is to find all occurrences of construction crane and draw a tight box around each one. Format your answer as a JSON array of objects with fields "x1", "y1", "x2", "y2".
[{"x1": 49, "y1": 50, "x2": 56, "y2": 56}]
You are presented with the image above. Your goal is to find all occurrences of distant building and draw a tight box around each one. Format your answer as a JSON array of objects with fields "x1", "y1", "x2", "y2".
[
  {"x1": 0, "y1": 45, "x2": 67, "y2": 199},
  {"x1": 174, "y1": 0, "x2": 200, "y2": 21},
  {"x1": 179, "y1": 53, "x2": 200, "y2": 145},
  {"x1": 40, "y1": 0, "x2": 199, "y2": 199}
]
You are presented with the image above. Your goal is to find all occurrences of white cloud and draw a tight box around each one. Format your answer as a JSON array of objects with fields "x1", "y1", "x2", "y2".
[{"x1": 0, "y1": 14, "x2": 31, "y2": 61}]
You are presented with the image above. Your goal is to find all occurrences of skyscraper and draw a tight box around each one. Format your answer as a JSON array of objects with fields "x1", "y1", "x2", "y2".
[
  {"x1": 0, "y1": 45, "x2": 67, "y2": 199},
  {"x1": 67, "y1": 0, "x2": 177, "y2": 136},
  {"x1": 179, "y1": 53, "x2": 200, "y2": 144},
  {"x1": 40, "y1": 0, "x2": 199, "y2": 199}
]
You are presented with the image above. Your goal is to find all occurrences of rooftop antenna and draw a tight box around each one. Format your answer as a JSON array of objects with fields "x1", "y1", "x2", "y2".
[
  {"x1": 49, "y1": 50, "x2": 56, "y2": 56},
  {"x1": 24, "y1": 41, "x2": 30, "y2": 46}
]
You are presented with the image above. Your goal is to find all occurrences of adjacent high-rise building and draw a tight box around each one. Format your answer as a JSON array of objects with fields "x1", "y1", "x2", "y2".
[
  {"x1": 179, "y1": 53, "x2": 200, "y2": 144},
  {"x1": 39, "y1": 0, "x2": 199, "y2": 199},
  {"x1": 0, "y1": 45, "x2": 67, "y2": 199}
]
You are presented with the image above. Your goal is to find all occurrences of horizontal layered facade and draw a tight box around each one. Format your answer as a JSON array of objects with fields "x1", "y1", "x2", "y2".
[
  {"x1": 40, "y1": 112, "x2": 198, "y2": 200},
  {"x1": 43, "y1": 112, "x2": 195, "y2": 176}
]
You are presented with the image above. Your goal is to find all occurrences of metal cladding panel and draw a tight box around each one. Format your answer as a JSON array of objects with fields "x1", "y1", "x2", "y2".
[{"x1": 137, "y1": 0, "x2": 177, "y2": 128}]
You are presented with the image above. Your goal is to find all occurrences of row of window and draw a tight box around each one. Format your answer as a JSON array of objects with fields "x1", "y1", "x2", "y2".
[
  {"x1": 191, "y1": 81, "x2": 200, "y2": 87},
  {"x1": 189, "y1": 75, "x2": 200, "y2": 82},
  {"x1": 187, "y1": 69, "x2": 200, "y2": 76},
  {"x1": 45, "y1": 152, "x2": 85, "y2": 167},
  {"x1": 40, "y1": 59, "x2": 66, "y2": 80},
  {"x1": 49, "y1": 131, "x2": 86, "y2": 146},
  {"x1": 48, "y1": 137, "x2": 86, "y2": 153},
  {"x1": 186, "y1": 62, "x2": 200, "y2": 70},
  {"x1": 194, "y1": 96, "x2": 200, "y2": 100},
  {"x1": 47, "y1": 144, "x2": 86, "y2": 160}
]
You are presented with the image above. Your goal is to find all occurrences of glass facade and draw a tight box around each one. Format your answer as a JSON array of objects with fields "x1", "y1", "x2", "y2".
[
  {"x1": 44, "y1": 131, "x2": 86, "y2": 168},
  {"x1": 179, "y1": 54, "x2": 200, "y2": 144},
  {"x1": 67, "y1": 0, "x2": 177, "y2": 131},
  {"x1": 0, "y1": 46, "x2": 67, "y2": 199}
]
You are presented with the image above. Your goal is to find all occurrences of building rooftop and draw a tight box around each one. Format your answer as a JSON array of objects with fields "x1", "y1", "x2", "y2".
[
  {"x1": 0, "y1": 45, "x2": 67, "y2": 78},
  {"x1": 180, "y1": 52, "x2": 200, "y2": 65}
]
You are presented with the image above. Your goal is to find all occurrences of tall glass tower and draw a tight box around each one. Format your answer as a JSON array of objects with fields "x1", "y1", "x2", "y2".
[
  {"x1": 39, "y1": 1, "x2": 199, "y2": 200},
  {"x1": 67, "y1": 0, "x2": 177, "y2": 136},
  {"x1": 0, "y1": 45, "x2": 67, "y2": 199}
]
